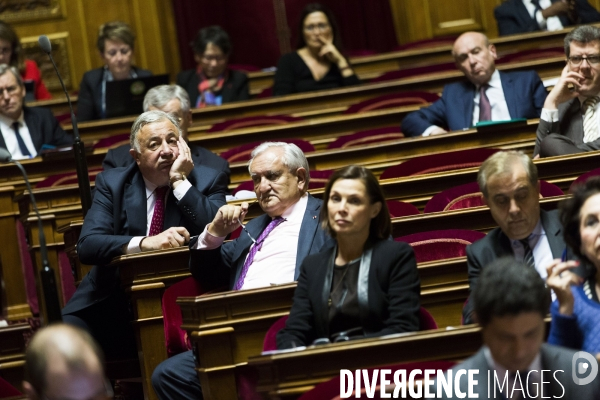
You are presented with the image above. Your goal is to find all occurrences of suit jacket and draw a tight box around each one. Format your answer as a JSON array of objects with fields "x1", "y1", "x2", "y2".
[
  {"x1": 77, "y1": 66, "x2": 152, "y2": 122},
  {"x1": 276, "y1": 240, "x2": 420, "y2": 349},
  {"x1": 463, "y1": 209, "x2": 564, "y2": 324},
  {"x1": 0, "y1": 106, "x2": 71, "y2": 155},
  {"x1": 102, "y1": 143, "x2": 231, "y2": 185},
  {"x1": 401, "y1": 70, "x2": 547, "y2": 137},
  {"x1": 495, "y1": 0, "x2": 600, "y2": 36},
  {"x1": 62, "y1": 162, "x2": 228, "y2": 314},
  {"x1": 176, "y1": 68, "x2": 250, "y2": 106},
  {"x1": 440, "y1": 344, "x2": 600, "y2": 398},
  {"x1": 534, "y1": 98, "x2": 600, "y2": 156},
  {"x1": 189, "y1": 194, "x2": 334, "y2": 290}
]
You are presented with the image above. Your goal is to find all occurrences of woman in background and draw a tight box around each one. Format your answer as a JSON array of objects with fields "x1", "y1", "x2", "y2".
[
  {"x1": 77, "y1": 21, "x2": 151, "y2": 121},
  {"x1": 0, "y1": 20, "x2": 51, "y2": 100},
  {"x1": 177, "y1": 25, "x2": 249, "y2": 108},
  {"x1": 277, "y1": 165, "x2": 420, "y2": 349},
  {"x1": 272, "y1": 3, "x2": 359, "y2": 96}
]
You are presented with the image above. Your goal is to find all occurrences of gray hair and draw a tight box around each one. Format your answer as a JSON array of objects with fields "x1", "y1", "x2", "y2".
[
  {"x1": 143, "y1": 84, "x2": 191, "y2": 113},
  {"x1": 130, "y1": 110, "x2": 181, "y2": 152},
  {"x1": 564, "y1": 25, "x2": 600, "y2": 57},
  {"x1": 477, "y1": 151, "x2": 538, "y2": 198},
  {"x1": 248, "y1": 142, "x2": 310, "y2": 190},
  {"x1": 0, "y1": 63, "x2": 23, "y2": 86}
]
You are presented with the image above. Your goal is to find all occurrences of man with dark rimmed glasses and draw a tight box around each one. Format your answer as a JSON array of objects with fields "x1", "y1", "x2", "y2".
[{"x1": 535, "y1": 25, "x2": 600, "y2": 157}]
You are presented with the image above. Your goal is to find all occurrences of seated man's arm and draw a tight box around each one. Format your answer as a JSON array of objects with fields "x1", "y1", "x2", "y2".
[
  {"x1": 463, "y1": 244, "x2": 483, "y2": 325},
  {"x1": 401, "y1": 96, "x2": 449, "y2": 137},
  {"x1": 494, "y1": 3, "x2": 538, "y2": 36},
  {"x1": 530, "y1": 71, "x2": 548, "y2": 117},
  {"x1": 575, "y1": 0, "x2": 600, "y2": 23}
]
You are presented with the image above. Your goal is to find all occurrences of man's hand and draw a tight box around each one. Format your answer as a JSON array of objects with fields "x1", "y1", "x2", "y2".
[
  {"x1": 140, "y1": 227, "x2": 190, "y2": 251},
  {"x1": 429, "y1": 127, "x2": 448, "y2": 136},
  {"x1": 545, "y1": 259, "x2": 582, "y2": 316},
  {"x1": 317, "y1": 36, "x2": 344, "y2": 65},
  {"x1": 543, "y1": 64, "x2": 584, "y2": 109},
  {"x1": 207, "y1": 202, "x2": 250, "y2": 237},
  {"x1": 541, "y1": 0, "x2": 570, "y2": 18},
  {"x1": 169, "y1": 136, "x2": 194, "y2": 189}
]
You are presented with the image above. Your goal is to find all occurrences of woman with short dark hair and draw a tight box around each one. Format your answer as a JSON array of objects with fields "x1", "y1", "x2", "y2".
[
  {"x1": 176, "y1": 26, "x2": 249, "y2": 108},
  {"x1": 277, "y1": 165, "x2": 420, "y2": 349}
]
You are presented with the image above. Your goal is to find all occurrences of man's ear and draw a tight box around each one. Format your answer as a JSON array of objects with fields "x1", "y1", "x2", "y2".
[
  {"x1": 129, "y1": 148, "x2": 140, "y2": 164},
  {"x1": 489, "y1": 44, "x2": 498, "y2": 60},
  {"x1": 296, "y1": 168, "x2": 307, "y2": 191}
]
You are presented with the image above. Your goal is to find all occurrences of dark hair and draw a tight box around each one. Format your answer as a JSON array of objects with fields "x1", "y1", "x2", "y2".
[
  {"x1": 192, "y1": 26, "x2": 232, "y2": 56},
  {"x1": 564, "y1": 25, "x2": 600, "y2": 58},
  {"x1": 320, "y1": 165, "x2": 391, "y2": 240},
  {"x1": 561, "y1": 176, "x2": 600, "y2": 267},
  {"x1": 473, "y1": 257, "x2": 550, "y2": 327},
  {"x1": 296, "y1": 3, "x2": 343, "y2": 51},
  {"x1": 96, "y1": 21, "x2": 136, "y2": 53},
  {"x1": 0, "y1": 20, "x2": 23, "y2": 71}
]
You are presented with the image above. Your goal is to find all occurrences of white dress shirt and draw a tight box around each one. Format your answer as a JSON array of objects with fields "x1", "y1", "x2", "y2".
[
  {"x1": 509, "y1": 218, "x2": 553, "y2": 281},
  {"x1": 523, "y1": 0, "x2": 564, "y2": 31},
  {"x1": 195, "y1": 193, "x2": 309, "y2": 290},
  {"x1": 0, "y1": 112, "x2": 36, "y2": 159}
]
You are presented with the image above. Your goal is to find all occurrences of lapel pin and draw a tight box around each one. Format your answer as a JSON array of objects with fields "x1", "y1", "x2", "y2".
[{"x1": 313, "y1": 216, "x2": 317, "y2": 219}]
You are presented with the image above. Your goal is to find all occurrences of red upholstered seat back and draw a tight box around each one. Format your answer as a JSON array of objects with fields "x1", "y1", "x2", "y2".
[
  {"x1": 220, "y1": 139, "x2": 315, "y2": 164},
  {"x1": 370, "y1": 62, "x2": 456, "y2": 83},
  {"x1": 380, "y1": 148, "x2": 500, "y2": 180},
  {"x1": 256, "y1": 87, "x2": 273, "y2": 98},
  {"x1": 396, "y1": 229, "x2": 486, "y2": 263},
  {"x1": 496, "y1": 47, "x2": 564, "y2": 64},
  {"x1": 344, "y1": 91, "x2": 440, "y2": 114},
  {"x1": 93, "y1": 133, "x2": 130, "y2": 149},
  {"x1": 386, "y1": 200, "x2": 420, "y2": 218},
  {"x1": 570, "y1": 167, "x2": 600, "y2": 193},
  {"x1": 263, "y1": 315, "x2": 289, "y2": 352},
  {"x1": 0, "y1": 376, "x2": 22, "y2": 398},
  {"x1": 424, "y1": 181, "x2": 563, "y2": 214},
  {"x1": 326, "y1": 126, "x2": 404, "y2": 149},
  {"x1": 228, "y1": 64, "x2": 260, "y2": 72},
  {"x1": 34, "y1": 168, "x2": 103, "y2": 188},
  {"x1": 392, "y1": 36, "x2": 457, "y2": 51},
  {"x1": 207, "y1": 115, "x2": 302, "y2": 133}
]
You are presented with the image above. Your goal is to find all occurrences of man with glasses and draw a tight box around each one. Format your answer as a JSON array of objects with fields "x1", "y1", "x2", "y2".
[
  {"x1": 535, "y1": 25, "x2": 600, "y2": 157},
  {"x1": 0, "y1": 64, "x2": 70, "y2": 159},
  {"x1": 22, "y1": 324, "x2": 112, "y2": 400},
  {"x1": 102, "y1": 84, "x2": 230, "y2": 183}
]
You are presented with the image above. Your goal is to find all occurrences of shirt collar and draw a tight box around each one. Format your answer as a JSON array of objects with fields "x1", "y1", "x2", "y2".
[
  {"x1": 510, "y1": 217, "x2": 544, "y2": 248},
  {"x1": 143, "y1": 176, "x2": 159, "y2": 200},
  {"x1": 278, "y1": 192, "x2": 308, "y2": 222},
  {"x1": 484, "y1": 69, "x2": 501, "y2": 90}
]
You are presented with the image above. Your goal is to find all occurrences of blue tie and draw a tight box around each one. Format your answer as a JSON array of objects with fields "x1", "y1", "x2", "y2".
[{"x1": 12, "y1": 122, "x2": 30, "y2": 157}]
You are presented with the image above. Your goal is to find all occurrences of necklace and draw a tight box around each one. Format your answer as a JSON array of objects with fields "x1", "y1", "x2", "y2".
[{"x1": 328, "y1": 257, "x2": 361, "y2": 307}]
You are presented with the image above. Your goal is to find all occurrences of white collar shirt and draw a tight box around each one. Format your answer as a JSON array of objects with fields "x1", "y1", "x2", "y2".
[
  {"x1": 0, "y1": 112, "x2": 35, "y2": 159},
  {"x1": 472, "y1": 69, "x2": 511, "y2": 125}
]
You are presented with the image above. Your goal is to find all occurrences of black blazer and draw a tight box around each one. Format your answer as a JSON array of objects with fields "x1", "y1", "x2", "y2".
[
  {"x1": 463, "y1": 209, "x2": 565, "y2": 323},
  {"x1": 495, "y1": 0, "x2": 600, "y2": 36},
  {"x1": 77, "y1": 66, "x2": 152, "y2": 122},
  {"x1": 62, "y1": 161, "x2": 228, "y2": 315},
  {"x1": 0, "y1": 106, "x2": 71, "y2": 155},
  {"x1": 277, "y1": 239, "x2": 421, "y2": 349},
  {"x1": 102, "y1": 143, "x2": 231, "y2": 185},
  {"x1": 189, "y1": 194, "x2": 333, "y2": 290},
  {"x1": 176, "y1": 68, "x2": 250, "y2": 106}
]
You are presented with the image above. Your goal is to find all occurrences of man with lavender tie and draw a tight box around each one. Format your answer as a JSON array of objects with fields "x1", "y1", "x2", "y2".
[
  {"x1": 62, "y1": 110, "x2": 227, "y2": 361},
  {"x1": 152, "y1": 141, "x2": 334, "y2": 399},
  {"x1": 401, "y1": 32, "x2": 547, "y2": 137}
]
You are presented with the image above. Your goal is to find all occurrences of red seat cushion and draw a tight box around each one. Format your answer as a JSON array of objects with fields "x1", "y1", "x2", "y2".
[
  {"x1": 386, "y1": 200, "x2": 420, "y2": 218},
  {"x1": 496, "y1": 47, "x2": 564, "y2": 64},
  {"x1": 93, "y1": 133, "x2": 130, "y2": 149},
  {"x1": 35, "y1": 168, "x2": 103, "y2": 188},
  {"x1": 370, "y1": 62, "x2": 456, "y2": 83},
  {"x1": 570, "y1": 167, "x2": 600, "y2": 193},
  {"x1": 344, "y1": 91, "x2": 440, "y2": 114},
  {"x1": 263, "y1": 315, "x2": 289, "y2": 352},
  {"x1": 392, "y1": 36, "x2": 457, "y2": 51},
  {"x1": 208, "y1": 115, "x2": 302, "y2": 133},
  {"x1": 327, "y1": 126, "x2": 404, "y2": 149},
  {"x1": 220, "y1": 139, "x2": 315, "y2": 164},
  {"x1": 396, "y1": 229, "x2": 486, "y2": 263}
]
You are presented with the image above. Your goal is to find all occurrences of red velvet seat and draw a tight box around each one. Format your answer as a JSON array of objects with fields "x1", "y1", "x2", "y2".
[
  {"x1": 228, "y1": 64, "x2": 261, "y2": 72},
  {"x1": 395, "y1": 229, "x2": 486, "y2": 263},
  {"x1": 392, "y1": 36, "x2": 457, "y2": 51},
  {"x1": 570, "y1": 167, "x2": 600, "y2": 193},
  {"x1": 423, "y1": 180, "x2": 564, "y2": 214},
  {"x1": 0, "y1": 376, "x2": 22, "y2": 398},
  {"x1": 220, "y1": 139, "x2": 315, "y2": 164},
  {"x1": 343, "y1": 91, "x2": 440, "y2": 114},
  {"x1": 326, "y1": 127, "x2": 404, "y2": 149},
  {"x1": 34, "y1": 168, "x2": 103, "y2": 188},
  {"x1": 496, "y1": 47, "x2": 564, "y2": 64},
  {"x1": 386, "y1": 200, "x2": 420, "y2": 218},
  {"x1": 370, "y1": 62, "x2": 456, "y2": 83},
  {"x1": 207, "y1": 115, "x2": 302, "y2": 133},
  {"x1": 93, "y1": 133, "x2": 130, "y2": 149},
  {"x1": 380, "y1": 148, "x2": 500, "y2": 180},
  {"x1": 256, "y1": 87, "x2": 273, "y2": 98}
]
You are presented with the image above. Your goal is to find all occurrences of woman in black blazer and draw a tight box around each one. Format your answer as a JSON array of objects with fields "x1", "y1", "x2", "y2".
[
  {"x1": 277, "y1": 166, "x2": 420, "y2": 349},
  {"x1": 176, "y1": 26, "x2": 249, "y2": 108}
]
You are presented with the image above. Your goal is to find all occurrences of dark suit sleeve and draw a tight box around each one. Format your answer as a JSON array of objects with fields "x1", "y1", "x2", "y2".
[
  {"x1": 531, "y1": 72, "x2": 547, "y2": 117},
  {"x1": 102, "y1": 149, "x2": 119, "y2": 170},
  {"x1": 577, "y1": 0, "x2": 600, "y2": 23},
  {"x1": 273, "y1": 54, "x2": 296, "y2": 96},
  {"x1": 77, "y1": 73, "x2": 97, "y2": 122},
  {"x1": 76, "y1": 172, "x2": 132, "y2": 266},
  {"x1": 494, "y1": 1, "x2": 538, "y2": 36},
  {"x1": 233, "y1": 71, "x2": 250, "y2": 102},
  {"x1": 401, "y1": 95, "x2": 450, "y2": 137},
  {"x1": 534, "y1": 117, "x2": 558, "y2": 157},
  {"x1": 463, "y1": 243, "x2": 483, "y2": 324}
]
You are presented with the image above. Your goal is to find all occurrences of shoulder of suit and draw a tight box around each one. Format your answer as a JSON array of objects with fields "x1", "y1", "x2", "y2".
[{"x1": 468, "y1": 228, "x2": 498, "y2": 250}]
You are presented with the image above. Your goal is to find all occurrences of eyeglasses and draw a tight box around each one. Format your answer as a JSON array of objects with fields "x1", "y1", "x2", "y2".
[
  {"x1": 0, "y1": 85, "x2": 19, "y2": 96},
  {"x1": 567, "y1": 55, "x2": 600, "y2": 66},
  {"x1": 304, "y1": 23, "x2": 330, "y2": 32}
]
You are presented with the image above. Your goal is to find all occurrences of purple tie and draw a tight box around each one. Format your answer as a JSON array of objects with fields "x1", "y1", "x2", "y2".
[
  {"x1": 234, "y1": 216, "x2": 284, "y2": 290},
  {"x1": 479, "y1": 84, "x2": 491, "y2": 122},
  {"x1": 149, "y1": 186, "x2": 168, "y2": 236}
]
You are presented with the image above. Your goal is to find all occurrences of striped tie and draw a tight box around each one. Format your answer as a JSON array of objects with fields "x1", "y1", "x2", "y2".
[
  {"x1": 520, "y1": 238, "x2": 535, "y2": 270},
  {"x1": 583, "y1": 96, "x2": 600, "y2": 143}
]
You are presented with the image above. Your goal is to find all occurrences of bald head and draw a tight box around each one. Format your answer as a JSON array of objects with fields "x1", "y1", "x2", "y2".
[
  {"x1": 23, "y1": 324, "x2": 109, "y2": 400},
  {"x1": 452, "y1": 31, "x2": 497, "y2": 86}
]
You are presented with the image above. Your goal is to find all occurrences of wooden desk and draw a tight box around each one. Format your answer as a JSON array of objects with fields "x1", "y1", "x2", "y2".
[{"x1": 0, "y1": 323, "x2": 29, "y2": 391}]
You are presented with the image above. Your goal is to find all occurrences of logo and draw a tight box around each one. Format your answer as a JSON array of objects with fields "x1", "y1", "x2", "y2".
[
  {"x1": 130, "y1": 80, "x2": 146, "y2": 96},
  {"x1": 572, "y1": 351, "x2": 598, "y2": 385}
]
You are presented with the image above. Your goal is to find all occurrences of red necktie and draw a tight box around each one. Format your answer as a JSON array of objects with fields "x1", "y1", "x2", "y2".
[
  {"x1": 479, "y1": 84, "x2": 492, "y2": 122},
  {"x1": 149, "y1": 186, "x2": 168, "y2": 236}
]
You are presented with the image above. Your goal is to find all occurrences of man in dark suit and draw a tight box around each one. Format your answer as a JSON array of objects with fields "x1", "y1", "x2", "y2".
[
  {"x1": 401, "y1": 32, "x2": 547, "y2": 137},
  {"x1": 152, "y1": 142, "x2": 333, "y2": 399},
  {"x1": 441, "y1": 258, "x2": 600, "y2": 399},
  {"x1": 0, "y1": 65, "x2": 70, "y2": 159},
  {"x1": 495, "y1": 0, "x2": 600, "y2": 36},
  {"x1": 102, "y1": 84, "x2": 230, "y2": 183},
  {"x1": 62, "y1": 110, "x2": 227, "y2": 359},
  {"x1": 463, "y1": 151, "x2": 565, "y2": 324},
  {"x1": 535, "y1": 26, "x2": 600, "y2": 157}
]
